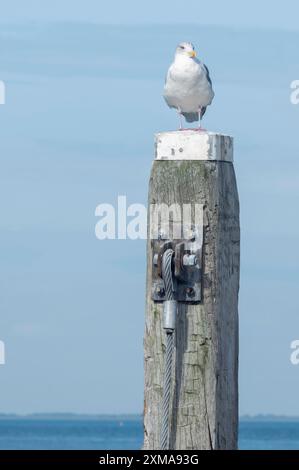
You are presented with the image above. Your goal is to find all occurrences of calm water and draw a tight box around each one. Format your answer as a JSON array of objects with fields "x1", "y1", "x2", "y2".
[{"x1": 0, "y1": 419, "x2": 298, "y2": 450}]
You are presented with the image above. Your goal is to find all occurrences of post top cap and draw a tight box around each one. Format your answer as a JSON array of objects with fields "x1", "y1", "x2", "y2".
[{"x1": 155, "y1": 130, "x2": 233, "y2": 162}]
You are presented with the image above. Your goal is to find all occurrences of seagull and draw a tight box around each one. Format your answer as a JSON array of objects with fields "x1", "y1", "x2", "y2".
[{"x1": 163, "y1": 42, "x2": 214, "y2": 130}]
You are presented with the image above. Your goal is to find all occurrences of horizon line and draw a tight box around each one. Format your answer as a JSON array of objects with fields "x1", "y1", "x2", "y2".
[{"x1": 0, "y1": 412, "x2": 299, "y2": 421}]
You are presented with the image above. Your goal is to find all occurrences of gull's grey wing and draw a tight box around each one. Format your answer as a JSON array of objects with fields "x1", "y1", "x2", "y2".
[
  {"x1": 200, "y1": 107, "x2": 207, "y2": 119},
  {"x1": 203, "y1": 64, "x2": 212, "y2": 86}
]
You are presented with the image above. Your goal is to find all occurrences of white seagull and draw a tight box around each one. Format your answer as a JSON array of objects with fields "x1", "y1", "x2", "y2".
[{"x1": 163, "y1": 42, "x2": 214, "y2": 130}]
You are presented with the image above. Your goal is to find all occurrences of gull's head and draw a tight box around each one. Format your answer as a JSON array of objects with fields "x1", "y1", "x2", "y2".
[{"x1": 175, "y1": 42, "x2": 196, "y2": 59}]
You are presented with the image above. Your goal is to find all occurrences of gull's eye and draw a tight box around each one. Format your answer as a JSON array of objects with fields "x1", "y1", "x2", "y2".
[{"x1": 180, "y1": 46, "x2": 185, "y2": 50}]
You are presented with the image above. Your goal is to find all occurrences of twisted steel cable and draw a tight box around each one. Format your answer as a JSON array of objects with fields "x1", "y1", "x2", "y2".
[
  {"x1": 160, "y1": 331, "x2": 174, "y2": 450},
  {"x1": 161, "y1": 249, "x2": 174, "y2": 302},
  {"x1": 160, "y1": 249, "x2": 175, "y2": 450}
]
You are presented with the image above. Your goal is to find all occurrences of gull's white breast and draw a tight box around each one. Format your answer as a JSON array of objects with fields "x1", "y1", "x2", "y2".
[{"x1": 164, "y1": 57, "x2": 214, "y2": 113}]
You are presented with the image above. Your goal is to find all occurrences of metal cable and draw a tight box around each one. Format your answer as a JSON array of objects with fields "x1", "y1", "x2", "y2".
[
  {"x1": 160, "y1": 249, "x2": 175, "y2": 450},
  {"x1": 161, "y1": 249, "x2": 175, "y2": 302},
  {"x1": 160, "y1": 331, "x2": 174, "y2": 450}
]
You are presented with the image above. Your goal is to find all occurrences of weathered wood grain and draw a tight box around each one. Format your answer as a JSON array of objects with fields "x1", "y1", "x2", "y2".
[{"x1": 143, "y1": 139, "x2": 240, "y2": 450}]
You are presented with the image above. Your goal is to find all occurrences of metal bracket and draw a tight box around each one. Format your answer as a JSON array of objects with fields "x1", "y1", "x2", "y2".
[{"x1": 151, "y1": 225, "x2": 203, "y2": 303}]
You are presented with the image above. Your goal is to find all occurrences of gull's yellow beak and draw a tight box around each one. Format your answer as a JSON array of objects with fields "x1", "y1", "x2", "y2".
[{"x1": 188, "y1": 50, "x2": 197, "y2": 58}]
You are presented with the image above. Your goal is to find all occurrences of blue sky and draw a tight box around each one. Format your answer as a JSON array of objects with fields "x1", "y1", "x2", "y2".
[
  {"x1": 1, "y1": 0, "x2": 299, "y2": 30},
  {"x1": 0, "y1": 1, "x2": 299, "y2": 416}
]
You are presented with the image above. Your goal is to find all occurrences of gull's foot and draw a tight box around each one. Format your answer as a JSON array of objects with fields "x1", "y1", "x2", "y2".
[
  {"x1": 179, "y1": 127, "x2": 197, "y2": 131},
  {"x1": 178, "y1": 127, "x2": 207, "y2": 132}
]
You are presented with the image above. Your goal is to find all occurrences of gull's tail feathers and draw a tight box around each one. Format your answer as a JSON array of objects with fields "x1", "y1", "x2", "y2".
[{"x1": 181, "y1": 111, "x2": 199, "y2": 123}]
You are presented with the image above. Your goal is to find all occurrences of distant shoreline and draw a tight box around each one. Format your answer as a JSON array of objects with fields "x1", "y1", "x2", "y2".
[
  {"x1": 0, "y1": 413, "x2": 298, "y2": 422},
  {"x1": 0, "y1": 413, "x2": 142, "y2": 421}
]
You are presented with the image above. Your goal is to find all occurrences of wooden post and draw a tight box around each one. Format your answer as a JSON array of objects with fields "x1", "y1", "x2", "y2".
[{"x1": 143, "y1": 131, "x2": 240, "y2": 450}]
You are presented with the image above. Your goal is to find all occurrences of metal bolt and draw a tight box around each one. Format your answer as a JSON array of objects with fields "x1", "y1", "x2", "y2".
[
  {"x1": 153, "y1": 254, "x2": 159, "y2": 266},
  {"x1": 186, "y1": 287, "x2": 195, "y2": 297},
  {"x1": 156, "y1": 287, "x2": 165, "y2": 297},
  {"x1": 158, "y1": 229, "x2": 168, "y2": 240},
  {"x1": 184, "y1": 228, "x2": 195, "y2": 241},
  {"x1": 183, "y1": 254, "x2": 198, "y2": 266}
]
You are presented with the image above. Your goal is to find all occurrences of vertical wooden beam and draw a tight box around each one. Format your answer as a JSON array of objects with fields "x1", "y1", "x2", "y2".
[{"x1": 143, "y1": 131, "x2": 240, "y2": 450}]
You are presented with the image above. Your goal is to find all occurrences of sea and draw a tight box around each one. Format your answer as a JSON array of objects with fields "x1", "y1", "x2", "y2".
[{"x1": 0, "y1": 419, "x2": 299, "y2": 450}]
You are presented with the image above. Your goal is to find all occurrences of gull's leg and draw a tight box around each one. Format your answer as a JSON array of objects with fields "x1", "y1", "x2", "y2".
[
  {"x1": 179, "y1": 113, "x2": 183, "y2": 130},
  {"x1": 177, "y1": 107, "x2": 184, "y2": 130},
  {"x1": 197, "y1": 107, "x2": 207, "y2": 132}
]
